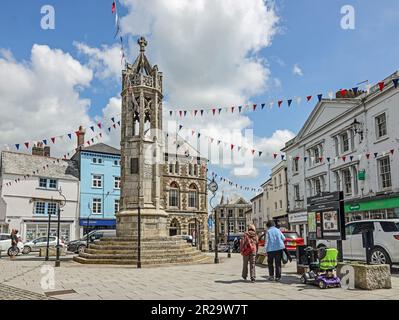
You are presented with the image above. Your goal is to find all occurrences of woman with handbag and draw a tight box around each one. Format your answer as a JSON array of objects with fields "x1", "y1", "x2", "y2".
[{"x1": 240, "y1": 224, "x2": 258, "y2": 283}]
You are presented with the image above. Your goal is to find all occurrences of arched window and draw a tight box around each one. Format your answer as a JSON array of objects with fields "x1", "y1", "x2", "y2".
[
  {"x1": 169, "y1": 218, "x2": 181, "y2": 236},
  {"x1": 188, "y1": 183, "x2": 198, "y2": 209},
  {"x1": 169, "y1": 182, "x2": 179, "y2": 207}
]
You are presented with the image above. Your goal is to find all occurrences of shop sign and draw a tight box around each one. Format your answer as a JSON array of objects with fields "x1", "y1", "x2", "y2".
[{"x1": 288, "y1": 212, "x2": 308, "y2": 223}]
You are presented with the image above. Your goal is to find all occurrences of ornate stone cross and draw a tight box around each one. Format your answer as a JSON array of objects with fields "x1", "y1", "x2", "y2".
[{"x1": 138, "y1": 37, "x2": 147, "y2": 52}]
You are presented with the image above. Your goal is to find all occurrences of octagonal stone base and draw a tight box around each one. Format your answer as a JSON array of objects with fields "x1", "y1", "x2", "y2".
[{"x1": 116, "y1": 208, "x2": 168, "y2": 239}]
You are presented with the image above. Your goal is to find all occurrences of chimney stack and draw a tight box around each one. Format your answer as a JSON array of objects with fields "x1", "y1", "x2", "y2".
[
  {"x1": 32, "y1": 142, "x2": 50, "y2": 157},
  {"x1": 77, "y1": 126, "x2": 86, "y2": 149}
]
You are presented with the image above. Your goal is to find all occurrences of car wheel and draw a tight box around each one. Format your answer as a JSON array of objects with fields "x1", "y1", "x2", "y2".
[
  {"x1": 7, "y1": 247, "x2": 19, "y2": 257},
  {"x1": 317, "y1": 244, "x2": 327, "y2": 249},
  {"x1": 22, "y1": 246, "x2": 31, "y2": 254},
  {"x1": 77, "y1": 245, "x2": 86, "y2": 254},
  {"x1": 370, "y1": 247, "x2": 391, "y2": 265}
]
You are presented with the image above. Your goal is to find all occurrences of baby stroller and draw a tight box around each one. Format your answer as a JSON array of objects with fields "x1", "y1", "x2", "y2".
[{"x1": 300, "y1": 247, "x2": 341, "y2": 289}]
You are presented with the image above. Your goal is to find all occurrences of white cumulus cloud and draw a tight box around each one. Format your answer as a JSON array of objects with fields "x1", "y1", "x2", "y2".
[{"x1": 293, "y1": 63, "x2": 303, "y2": 76}]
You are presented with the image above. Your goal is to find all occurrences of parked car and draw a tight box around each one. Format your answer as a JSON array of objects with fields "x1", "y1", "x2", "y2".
[
  {"x1": 23, "y1": 236, "x2": 64, "y2": 254},
  {"x1": 316, "y1": 219, "x2": 399, "y2": 265},
  {"x1": 282, "y1": 231, "x2": 305, "y2": 254},
  {"x1": 0, "y1": 233, "x2": 24, "y2": 256},
  {"x1": 67, "y1": 229, "x2": 116, "y2": 254},
  {"x1": 257, "y1": 230, "x2": 304, "y2": 255}
]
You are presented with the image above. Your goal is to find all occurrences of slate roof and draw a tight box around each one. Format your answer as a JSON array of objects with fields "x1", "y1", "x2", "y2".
[
  {"x1": 1, "y1": 151, "x2": 79, "y2": 180},
  {"x1": 80, "y1": 143, "x2": 121, "y2": 156}
]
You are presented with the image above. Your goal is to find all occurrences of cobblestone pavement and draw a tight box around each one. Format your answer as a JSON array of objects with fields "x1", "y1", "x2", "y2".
[{"x1": 0, "y1": 254, "x2": 398, "y2": 300}]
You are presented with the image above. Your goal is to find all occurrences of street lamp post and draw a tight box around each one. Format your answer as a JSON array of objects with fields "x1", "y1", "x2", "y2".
[
  {"x1": 55, "y1": 187, "x2": 66, "y2": 268},
  {"x1": 86, "y1": 203, "x2": 93, "y2": 250},
  {"x1": 45, "y1": 207, "x2": 52, "y2": 261},
  {"x1": 227, "y1": 213, "x2": 231, "y2": 258},
  {"x1": 207, "y1": 177, "x2": 218, "y2": 264}
]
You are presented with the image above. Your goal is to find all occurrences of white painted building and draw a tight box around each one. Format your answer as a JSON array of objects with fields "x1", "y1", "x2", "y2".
[
  {"x1": 251, "y1": 161, "x2": 289, "y2": 231},
  {"x1": 0, "y1": 148, "x2": 80, "y2": 242},
  {"x1": 282, "y1": 71, "x2": 399, "y2": 240}
]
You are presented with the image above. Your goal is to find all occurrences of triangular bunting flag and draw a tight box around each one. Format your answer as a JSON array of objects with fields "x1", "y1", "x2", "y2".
[
  {"x1": 287, "y1": 99, "x2": 292, "y2": 107},
  {"x1": 306, "y1": 95, "x2": 312, "y2": 102},
  {"x1": 178, "y1": 125, "x2": 183, "y2": 131},
  {"x1": 342, "y1": 156, "x2": 346, "y2": 162},
  {"x1": 258, "y1": 151, "x2": 262, "y2": 157},
  {"x1": 253, "y1": 104, "x2": 257, "y2": 111},
  {"x1": 390, "y1": 149, "x2": 395, "y2": 155},
  {"x1": 42, "y1": 139, "x2": 47, "y2": 145},
  {"x1": 68, "y1": 133, "x2": 72, "y2": 139},
  {"x1": 317, "y1": 94, "x2": 323, "y2": 102},
  {"x1": 273, "y1": 153, "x2": 278, "y2": 159},
  {"x1": 90, "y1": 126, "x2": 95, "y2": 132},
  {"x1": 393, "y1": 78, "x2": 399, "y2": 88},
  {"x1": 51, "y1": 137, "x2": 55, "y2": 144},
  {"x1": 97, "y1": 123, "x2": 102, "y2": 129},
  {"x1": 366, "y1": 153, "x2": 370, "y2": 160},
  {"x1": 261, "y1": 103, "x2": 265, "y2": 109},
  {"x1": 24, "y1": 142, "x2": 29, "y2": 149},
  {"x1": 15, "y1": 144, "x2": 20, "y2": 150},
  {"x1": 378, "y1": 81, "x2": 385, "y2": 91},
  {"x1": 340, "y1": 89, "x2": 347, "y2": 98},
  {"x1": 278, "y1": 100, "x2": 283, "y2": 108},
  {"x1": 200, "y1": 110, "x2": 204, "y2": 116},
  {"x1": 374, "y1": 152, "x2": 378, "y2": 158},
  {"x1": 352, "y1": 87, "x2": 358, "y2": 94},
  {"x1": 238, "y1": 106, "x2": 242, "y2": 113},
  {"x1": 169, "y1": 111, "x2": 173, "y2": 117}
]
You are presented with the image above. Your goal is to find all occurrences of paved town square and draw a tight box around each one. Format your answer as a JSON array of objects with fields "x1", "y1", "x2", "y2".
[{"x1": 0, "y1": 254, "x2": 398, "y2": 300}]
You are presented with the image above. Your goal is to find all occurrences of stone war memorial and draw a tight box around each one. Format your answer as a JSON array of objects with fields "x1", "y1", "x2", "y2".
[{"x1": 74, "y1": 37, "x2": 211, "y2": 266}]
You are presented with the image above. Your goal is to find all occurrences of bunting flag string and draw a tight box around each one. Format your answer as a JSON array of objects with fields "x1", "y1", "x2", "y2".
[
  {"x1": 209, "y1": 171, "x2": 263, "y2": 193},
  {"x1": 161, "y1": 77, "x2": 399, "y2": 118},
  {"x1": 10, "y1": 114, "x2": 121, "y2": 152}
]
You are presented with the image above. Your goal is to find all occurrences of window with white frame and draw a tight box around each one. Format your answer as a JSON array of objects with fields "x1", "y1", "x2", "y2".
[
  {"x1": 293, "y1": 158, "x2": 299, "y2": 173},
  {"x1": 39, "y1": 178, "x2": 47, "y2": 188},
  {"x1": 114, "y1": 176, "x2": 121, "y2": 189},
  {"x1": 294, "y1": 184, "x2": 300, "y2": 201},
  {"x1": 238, "y1": 209, "x2": 244, "y2": 218},
  {"x1": 47, "y1": 203, "x2": 58, "y2": 215},
  {"x1": 375, "y1": 113, "x2": 387, "y2": 139},
  {"x1": 342, "y1": 168, "x2": 352, "y2": 196},
  {"x1": 341, "y1": 132, "x2": 350, "y2": 153},
  {"x1": 34, "y1": 202, "x2": 46, "y2": 215},
  {"x1": 38, "y1": 178, "x2": 58, "y2": 189},
  {"x1": 92, "y1": 198, "x2": 102, "y2": 214},
  {"x1": 220, "y1": 222, "x2": 225, "y2": 234},
  {"x1": 188, "y1": 184, "x2": 198, "y2": 208},
  {"x1": 229, "y1": 221, "x2": 234, "y2": 233},
  {"x1": 220, "y1": 209, "x2": 224, "y2": 218},
  {"x1": 238, "y1": 221, "x2": 245, "y2": 233},
  {"x1": 314, "y1": 178, "x2": 322, "y2": 195},
  {"x1": 378, "y1": 156, "x2": 392, "y2": 189},
  {"x1": 228, "y1": 209, "x2": 233, "y2": 218},
  {"x1": 92, "y1": 175, "x2": 103, "y2": 188},
  {"x1": 114, "y1": 199, "x2": 120, "y2": 214},
  {"x1": 314, "y1": 147, "x2": 320, "y2": 163}
]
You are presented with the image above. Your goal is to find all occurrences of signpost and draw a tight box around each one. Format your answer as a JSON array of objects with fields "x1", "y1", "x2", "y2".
[{"x1": 307, "y1": 191, "x2": 346, "y2": 261}]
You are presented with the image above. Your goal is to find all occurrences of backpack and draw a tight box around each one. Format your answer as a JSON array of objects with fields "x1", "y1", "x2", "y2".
[{"x1": 240, "y1": 233, "x2": 257, "y2": 256}]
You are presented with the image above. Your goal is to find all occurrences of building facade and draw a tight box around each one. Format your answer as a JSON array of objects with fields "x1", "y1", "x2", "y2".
[
  {"x1": 71, "y1": 135, "x2": 121, "y2": 237},
  {"x1": 0, "y1": 146, "x2": 80, "y2": 241},
  {"x1": 250, "y1": 161, "x2": 289, "y2": 231},
  {"x1": 214, "y1": 197, "x2": 251, "y2": 243},
  {"x1": 283, "y1": 71, "x2": 399, "y2": 240}
]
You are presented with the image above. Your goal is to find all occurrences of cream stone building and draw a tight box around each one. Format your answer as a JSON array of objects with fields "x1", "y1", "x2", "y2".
[{"x1": 250, "y1": 160, "x2": 289, "y2": 230}]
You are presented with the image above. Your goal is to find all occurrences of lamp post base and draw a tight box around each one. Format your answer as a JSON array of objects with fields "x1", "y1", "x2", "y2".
[
  {"x1": 214, "y1": 257, "x2": 219, "y2": 264},
  {"x1": 55, "y1": 260, "x2": 60, "y2": 267}
]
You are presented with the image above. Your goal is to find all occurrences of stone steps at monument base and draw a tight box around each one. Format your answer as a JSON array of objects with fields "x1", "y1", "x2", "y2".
[
  {"x1": 85, "y1": 247, "x2": 200, "y2": 255},
  {"x1": 95, "y1": 240, "x2": 190, "y2": 247},
  {"x1": 73, "y1": 255, "x2": 212, "y2": 266},
  {"x1": 88, "y1": 243, "x2": 197, "y2": 251},
  {"x1": 100, "y1": 237, "x2": 188, "y2": 243},
  {"x1": 83, "y1": 249, "x2": 202, "y2": 259}
]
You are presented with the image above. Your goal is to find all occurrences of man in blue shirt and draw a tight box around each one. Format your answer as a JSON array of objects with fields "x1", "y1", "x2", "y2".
[{"x1": 265, "y1": 220, "x2": 285, "y2": 281}]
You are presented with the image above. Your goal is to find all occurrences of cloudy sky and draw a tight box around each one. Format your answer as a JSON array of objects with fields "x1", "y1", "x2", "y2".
[{"x1": 1, "y1": 0, "x2": 399, "y2": 201}]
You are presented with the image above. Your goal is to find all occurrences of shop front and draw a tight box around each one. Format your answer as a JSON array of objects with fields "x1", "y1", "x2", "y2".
[
  {"x1": 79, "y1": 218, "x2": 116, "y2": 236},
  {"x1": 288, "y1": 211, "x2": 308, "y2": 243},
  {"x1": 23, "y1": 219, "x2": 75, "y2": 242},
  {"x1": 345, "y1": 195, "x2": 399, "y2": 222}
]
